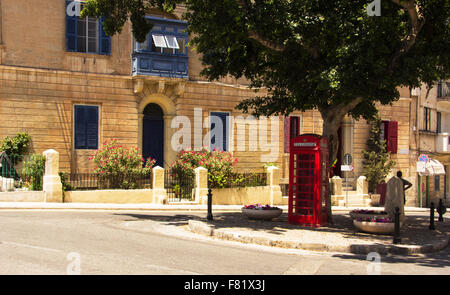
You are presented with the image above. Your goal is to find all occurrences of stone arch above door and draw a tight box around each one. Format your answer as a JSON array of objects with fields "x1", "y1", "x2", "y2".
[{"x1": 138, "y1": 93, "x2": 176, "y2": 117}]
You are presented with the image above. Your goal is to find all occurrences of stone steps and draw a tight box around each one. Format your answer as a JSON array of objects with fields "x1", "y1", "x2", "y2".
[{"x1": 333, "y1": 191, "x2": 372, "y2": 207}]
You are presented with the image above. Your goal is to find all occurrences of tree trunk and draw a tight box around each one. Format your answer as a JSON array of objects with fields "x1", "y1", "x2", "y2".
[
  {"x1": 319, "y1": 97, "x2": 363, "y2": 225},
  {"x1": 322, "y1": 113, "x2": 344, "y2": 166},
  {"x1": 321, "y1": 111, "x2": 346, "y2": 225}
]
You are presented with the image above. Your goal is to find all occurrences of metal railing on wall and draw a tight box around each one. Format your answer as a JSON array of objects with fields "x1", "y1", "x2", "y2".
[
  {"x1": 0, "y1": 153, "x2": 44, "y2": 191},
  {"x1": 62, "y1": 172, "x2": 152, "y2": 191},
  {"x1": 208, "y1": 172, "x2": 267, "y2": 189},
  {"x1": 164, "y1": 168, "x2": 196, "y2": 202}
]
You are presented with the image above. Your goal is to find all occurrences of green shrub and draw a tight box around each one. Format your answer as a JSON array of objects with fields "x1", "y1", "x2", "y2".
[
  {"x1": 59, "y1": 172, "x2": 73, "y2": 192},
  {"x1": 21, "y1": 154, "x2": 46, "y2": 191},
  {"x1": 0, "y1": 132, "x2": 32, "y2": 164},
  {"x1": 362, "y1": 115, "x2": 395, "y2": 193}
]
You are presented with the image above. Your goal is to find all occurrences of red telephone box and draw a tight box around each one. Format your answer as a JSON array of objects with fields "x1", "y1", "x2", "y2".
[{"x1": 288, "y1": 134, "x2": 329, "y2": 227}]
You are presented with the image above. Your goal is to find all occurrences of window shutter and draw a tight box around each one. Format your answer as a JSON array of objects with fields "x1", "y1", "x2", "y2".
[
  {"x1": 99, "y1": 17, "x2": 111, "y2": 55},
  {"x1": 86, "y1": 106, "x2": 99, "y2": 149},
  {"x1": 387, "y1": 121, "x2": 398, "y2": 154},
  {"x1": 290, "y1": 116, "x2": 300, "y2": 139},
  {"x1": 284, "y1": 116, "x2": 301, "y2": 153},
  {"x1": 210, "y1": 112, "x2": 229, "y2": 151},
  {"x1": 284, "y1": 117, "x2": 291, "y2": 153},
  {"x1": 65, "y1": 0, "x2": 78, "y2": 52},
  {"x1": 75, "y1": 105, "x2": 99, "y2": 150},
  {"x1": 74, "y1": 106, "x2": 87, "y2": 149},
  {"x1": 222, "y1": 113, "x2": 228, "y2": 152}
]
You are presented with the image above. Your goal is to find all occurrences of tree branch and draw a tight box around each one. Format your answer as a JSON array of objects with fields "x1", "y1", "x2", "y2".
[
  {"x1": 247, "y1": 31, "x2": 287, "y2": 52},
  {"x1": 321, "y1": 97, "x2": 364, "y2": 122},
  {"x1": 236, "y1": 0, "x2": 318, "y2": 58},
  {"x1": 388, "y1": 0, "x2": 425, "y2": 74}
]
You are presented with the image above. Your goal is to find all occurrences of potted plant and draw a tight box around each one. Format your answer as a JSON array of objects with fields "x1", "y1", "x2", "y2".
[
  {"x1": 353, "y1": 216, "x2": 400, "y2": 234},
  {"x1": 241, "y1": 203, "x2": 283, "y2": 221},
  {"x1": 361, "y1": 115, "x2": 395, "y2": 202}
]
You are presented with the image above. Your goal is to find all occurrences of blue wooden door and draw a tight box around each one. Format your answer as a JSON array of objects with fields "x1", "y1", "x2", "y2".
[{"x1": 142, "y1": 104, "x2": 164, "y2": 167}]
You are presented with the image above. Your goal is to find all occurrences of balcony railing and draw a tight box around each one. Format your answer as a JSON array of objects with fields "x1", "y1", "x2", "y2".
[
  {"x1": 132, "y1": 52, "x2": 188, "y2": 79},
  {"x1": 437, "y1": 82, "x2": 450, "y2": 99}
]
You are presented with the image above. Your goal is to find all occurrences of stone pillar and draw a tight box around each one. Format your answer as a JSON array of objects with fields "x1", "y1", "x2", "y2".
[
  {"x1": 152, "y1": 166, "x2": 167, "y2": 204},
  {"x1": 357, "y1": 175, "x2": 368, "y2": 195},
  {"x1": 42, "y1": 149, "x2": 63, "y2": 203},
  {"x1": 267, "y1": 166, "x2": 282, "y2": 205},
  {"x1": 331, "y1": 176, "x2": 342, "y2": 195},
  {"x1": 194, "y1": 167, "x2": 208, "y2": 205}
]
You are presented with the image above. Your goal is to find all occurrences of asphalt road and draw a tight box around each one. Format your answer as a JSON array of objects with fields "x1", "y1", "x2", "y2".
[{"x1": 0, "y1": 210, "x2": 449, "y2": 275}]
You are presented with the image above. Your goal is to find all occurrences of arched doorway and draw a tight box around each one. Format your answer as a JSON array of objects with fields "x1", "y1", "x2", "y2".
[{"x1": 142, "y1": 103, "x2": 164, "y2": 167}]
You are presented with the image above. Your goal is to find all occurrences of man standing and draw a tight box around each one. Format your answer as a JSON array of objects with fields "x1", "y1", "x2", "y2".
[{"x1": 397, "y1": 171, "x2": 412, "y2": 204}]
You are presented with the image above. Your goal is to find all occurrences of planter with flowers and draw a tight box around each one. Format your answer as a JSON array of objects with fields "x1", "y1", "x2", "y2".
[
  {"x1": 349, "y1": 209, "x2": 388, "y2": 220},
  {"x1": 353, "y1": 216, "x2": 401, "y2": 234},
  {"x1": 242, "y1": 204, "x2": 283, "y2": 221}
]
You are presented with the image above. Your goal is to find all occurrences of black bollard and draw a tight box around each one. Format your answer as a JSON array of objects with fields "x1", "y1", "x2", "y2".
[
  {"x1": 429, "y1": 202, "x2": 435, "y2": 230},
  {"x1": 393, "y1": 207, "x2": 401, "y2": 244},
  {"x1": 437, "y1": 199, "x2": 447, "y2": 222},
  {"x1": 207, "y1": 188, "x2": 213, "y2": 221}
]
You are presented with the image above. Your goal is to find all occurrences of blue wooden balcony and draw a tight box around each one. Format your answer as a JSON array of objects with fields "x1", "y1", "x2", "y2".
[
  {"x1": 131, "y1": 16, "x2": 188, "y2": 79},
  {"x1": 132, "y1": 52, "x2": 188, "y2": 79}
]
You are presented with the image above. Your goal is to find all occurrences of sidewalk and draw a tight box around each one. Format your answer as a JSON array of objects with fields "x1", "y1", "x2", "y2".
[{"x1": 186, "y1": 211, "x2": 450, "y2": 256}]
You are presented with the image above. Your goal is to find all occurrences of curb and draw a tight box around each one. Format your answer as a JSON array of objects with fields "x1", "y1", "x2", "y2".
[
  {"x1": 0, "y1": 203, "x2": 430, "y2": 213},
  {"x1": 187, "y1": 220, "x2": 450, "y2": 255},
  {"x1": 0, "y1": 203, "x2": 246, "y2": 211}
]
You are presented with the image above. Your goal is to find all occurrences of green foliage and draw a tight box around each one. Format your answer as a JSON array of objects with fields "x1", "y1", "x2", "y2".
[
  {"x1": 83, "y1": 0, "x2": 449, "y2": 166},
  {"x1": 0, "y1": 132, "x2": 32, "y2": 164},
  {"x1": 262, "y1": 162, "x2": 278, "y2": 169},
  {"x1": 170, "y1": 147, "x2": 239, "y2": 188},
  {"x1": 59, "y1": 172, "x2": 73, "y2": 192},
  {"x1": 89, "y1": 139, "x2": 156, "y2": 189},
  {"x1": 21, "y1": 154, "x2": 46, "y2": 191},
  {"x1": 361, "y1": 115, "x2": 395, "y2": 193}
]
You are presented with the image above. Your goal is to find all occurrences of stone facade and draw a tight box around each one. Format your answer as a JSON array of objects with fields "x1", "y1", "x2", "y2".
[{"x1": 1, "y1": 0, "x2": 448, "y2": 207}]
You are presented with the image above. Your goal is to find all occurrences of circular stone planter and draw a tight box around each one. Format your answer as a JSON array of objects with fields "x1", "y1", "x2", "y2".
[
  {"x1": 353, "y1": 220, "x2": 395, "y2": 234},
  {"x1": 241, "y1": 208, "x2": 283, "y2": 221}
]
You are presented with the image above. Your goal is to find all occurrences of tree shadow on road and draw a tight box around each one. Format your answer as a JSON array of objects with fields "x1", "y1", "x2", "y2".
[
  {"x1": 113, "y1": 213, "x2": 204, "y2": 227},
  {"x1": 113, "y1": 212, "x2": 449, "y2": 249},
  {"x1": 331, "y1": 247, "x2": 450, "y2": 269}
]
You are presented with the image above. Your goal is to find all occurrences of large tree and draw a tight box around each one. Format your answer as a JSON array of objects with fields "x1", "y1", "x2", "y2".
[{"x1": 83, "y1": 0, "x2": 449, "y2": 163}]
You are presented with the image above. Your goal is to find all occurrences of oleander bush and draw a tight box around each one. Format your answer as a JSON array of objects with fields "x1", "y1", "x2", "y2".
[
  {"x1": 89, "y1": 139, "x2": 156, "y2": 189},
  {"x1": 170, "y1": 147, "x2": 239, "y2": 188}
]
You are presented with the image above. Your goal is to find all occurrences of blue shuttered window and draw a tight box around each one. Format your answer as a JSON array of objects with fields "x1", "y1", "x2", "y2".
[
  {"x1": 99, "y1": 16, "x2": 111, "y2": 55},
  {"x1": 210, "y1": 112, "x2": 229, "y2": 151},
  {"x1": 66, "y1": 0, "x2": 78, "y2": 51},
  {"x1": 65, "y1": 1, "x2": 110, "y2": 55},
  {"x1": 74, "y1": 105, "x2": 99, "y2": 150}
]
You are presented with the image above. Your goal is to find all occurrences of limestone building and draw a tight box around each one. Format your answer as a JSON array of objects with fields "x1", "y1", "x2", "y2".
[{"x1": 0, "y1": 0, "x2": 447, "y2": 207}]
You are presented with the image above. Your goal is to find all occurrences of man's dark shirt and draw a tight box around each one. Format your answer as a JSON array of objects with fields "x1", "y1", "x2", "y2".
[{"x1": 399, "y1": 177, "x2": 412, "y2": 204}]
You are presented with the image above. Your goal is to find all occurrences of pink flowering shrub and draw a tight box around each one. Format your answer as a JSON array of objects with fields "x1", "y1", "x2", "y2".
[
  {"x1": 244, "y1": 203, "x2": 280, "y2": 210},
  {"x1": 356, "y1": 217, "x2": 393, "y2": 223},
  {"x1": 170, "y1": 147, "x2": 239, "y2": 188},
  {"x1": 90, "y1": 139, "x2": 156, "y2": 189}
]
